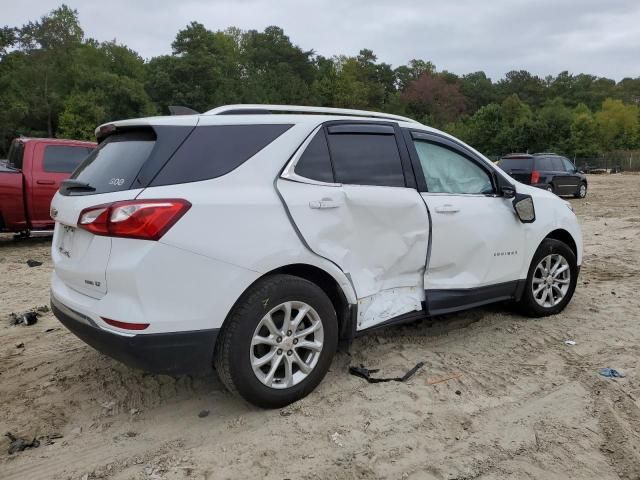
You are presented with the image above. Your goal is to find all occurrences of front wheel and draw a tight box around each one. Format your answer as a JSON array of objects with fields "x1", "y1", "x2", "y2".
[
  {"x1": 214, "y1": 274, "x2": 338, "y2": 408},
  {"x1": 574, "y1": 182, "x2": 587, "y2": 198},
  {"x1": 516, "y1": 238, "x2": 578, "y2": 317}
]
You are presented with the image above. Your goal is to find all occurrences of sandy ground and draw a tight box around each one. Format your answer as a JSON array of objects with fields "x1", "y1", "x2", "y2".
[{"x1": 1, "y1": 174, "x2": 640, "y2": 480}]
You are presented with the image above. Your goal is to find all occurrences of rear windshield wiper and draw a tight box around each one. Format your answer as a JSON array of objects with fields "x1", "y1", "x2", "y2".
[{"x1": 60, "y1": 179, "x2": 96, "y2": 193}]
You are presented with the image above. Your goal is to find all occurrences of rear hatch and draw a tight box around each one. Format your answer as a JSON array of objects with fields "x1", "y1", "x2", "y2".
[
  {"x1": 497, "y1": 157, "x2": 533, "y2": 184},
  {"x1": 51, "y1": 119, "x2": 198, "y2": 299}
]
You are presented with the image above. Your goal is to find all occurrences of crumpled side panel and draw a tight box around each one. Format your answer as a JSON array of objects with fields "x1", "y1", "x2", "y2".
[
  {"x1": 335, "y1": 185, "x2": 429, "y2": 298},
  {"x1": 277, "y1": 180, "x2": 429, "y2": 324},
  {"x1": 357, "y1": 286, "x2": 425, "y2": 330}
]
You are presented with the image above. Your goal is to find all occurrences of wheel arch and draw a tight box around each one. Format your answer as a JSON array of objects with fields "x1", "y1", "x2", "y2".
[
  {"x1": 544, "y1": 229, "x2": 577, "y2": 258},
  {"x1": 219, "y1": 263, "x2": 356, "y2": 344}
]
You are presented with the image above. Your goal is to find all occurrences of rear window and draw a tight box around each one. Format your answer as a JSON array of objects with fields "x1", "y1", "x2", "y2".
[
  {"x1": 7, "y1": 140, "x2": 25, "y2": 170},
  {"x1": 150, "y1": 124, "x2": 292, "y2": 186},
  {"x1": 498, "y1": 157, "x2": 532, "y2": 171},
  {"x1": 43, "y1": 145, "x2": 93, "y2": 173},
  {"x1": 71, "y1": 130, "x2": 157, "y2": 194}
]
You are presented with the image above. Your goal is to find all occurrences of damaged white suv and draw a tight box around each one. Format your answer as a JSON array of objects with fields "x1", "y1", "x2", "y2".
[{"x1": 50, "y1": 105, "x2": 582, "y2": 407}]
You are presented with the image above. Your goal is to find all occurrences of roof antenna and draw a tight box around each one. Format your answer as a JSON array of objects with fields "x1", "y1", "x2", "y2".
[{"x1": 168, "y1": 106, "x2": 200, "y2": 116}]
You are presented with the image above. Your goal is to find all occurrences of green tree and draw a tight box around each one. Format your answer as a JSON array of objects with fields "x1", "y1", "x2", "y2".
[
  {"x1": 595, "y1": 98, "x2": 639, "y2": 151},
  {"x1": 57, "y1": 90, "x2": 105, "y2": 139}
]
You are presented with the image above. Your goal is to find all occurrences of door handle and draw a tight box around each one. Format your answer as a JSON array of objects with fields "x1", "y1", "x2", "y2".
[
  {"x1": 435, "y1": 204, "x2": 460, "y2": 214},
  {"x1": 309, "y1": 199, "x2": 340, "y2": 209},
  {"x1": 36, "y1": 180, "x2": 55, "y2": 185}
]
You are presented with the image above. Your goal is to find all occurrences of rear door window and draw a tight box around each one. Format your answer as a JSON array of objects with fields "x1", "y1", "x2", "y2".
[
  {"x1": 294, "y1": 129, "x2": 334, "y2": 183},
  {"x1": 151, "y1": 124, "x2": 292, "y2": 186},
  {"x1": 43, "y1": 145, "x2": 94, "y2": 173},
  {"x1": 70, "y1": 130, "x2": 157, "y2": 194},
  {"x1": 326, "y1": 132, "x2": 405, "y2": 187}
]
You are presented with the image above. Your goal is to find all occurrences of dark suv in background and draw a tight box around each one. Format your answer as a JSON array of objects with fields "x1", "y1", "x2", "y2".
[{"x1": 498, "y1": 153, "x2": 587, "y2": 198}]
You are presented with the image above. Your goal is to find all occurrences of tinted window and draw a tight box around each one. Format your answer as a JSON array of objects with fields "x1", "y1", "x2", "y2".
[
  {"x1": 327, "y1": 133, "x2": 404, "y2": 187},
  {"x1": 561, "y1": 158, "x2": 576, "y2": 172},
  {"x1": 71, "y1": 130, "x2": 157, "y2": 194},
  {"x1": 152, "y1": 124, "x2": 292, "y2": 186},
  {"x1": 414, "y1": 141, "x2": 494, "y2": 194},
  {"x1": 294, "y1": 129, "x2": 334, "y2": 183},
  {"x1": 550, "y1": 157, "x2": 564, "y2": 171},
  {"x1": 498, "y1": 157, "x2": 532, "y2": 171},
  {"x1": 534, "y1": 157, "x2": 553, "y2": 170},
  {"x1": 43, "y1": 145, "x2": 93, "y2": 173},
  {"x1": 7, "y1": 140, "x2": 24, "y2": 170}
]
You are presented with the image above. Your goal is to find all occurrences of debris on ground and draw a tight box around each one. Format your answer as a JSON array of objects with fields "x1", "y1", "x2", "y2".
[
  {"x1": 330, "y1": 432, "x2": 343, "y2": 447},
  {"x1": 5, "y1": 432, "x2": 40, "y2": 454},
  {"x1": 349, "y1": 361, "x2": 425, "y2": 384},
  {"x1": 8, "y1": 311, "x2": 39, "y2": 326},
  {"x1": 26, "y1": 259, "x2": 43, "y2": 267},
  {"x1": 599, "y1": 368, "x2": 625, "y2": 378},
  {"x1": 15, "y1": 342, "x2": 24, "y2": 348},
  {"x1": 564, "y1": 340, "x2": 577, "y2": 345},
  {"x1": 426, "y1": 372, "x2": 464, "y2": 385},
  {"x1": 198, "y1": 410, "x2": 210, "y2": 418}
]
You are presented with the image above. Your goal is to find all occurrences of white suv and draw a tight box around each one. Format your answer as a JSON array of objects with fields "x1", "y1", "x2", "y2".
[{"x1": 50, "y1": 105, "x2": 582, "y2": 407}]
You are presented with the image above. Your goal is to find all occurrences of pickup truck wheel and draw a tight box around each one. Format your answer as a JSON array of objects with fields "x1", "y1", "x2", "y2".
[
  {"x1": 516, "y1": 238, "x2": 578, "y2": 317},
  {"x1": 214, "y1": 274, "x2": 338, "y2": 408}
]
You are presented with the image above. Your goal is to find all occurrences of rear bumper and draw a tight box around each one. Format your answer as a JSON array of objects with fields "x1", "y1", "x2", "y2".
[{"x1": 51, "y1": 295, "x2": 218, "y2": 375}]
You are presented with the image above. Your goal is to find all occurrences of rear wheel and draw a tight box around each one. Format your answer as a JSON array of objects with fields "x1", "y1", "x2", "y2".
[
  {"x1": 214, "y1": 274, "x2": 338, "y2": 408},
  {"x1": 574, "y1": 182, "x2": 587, "y2": 198},
  {"x1": 516, "y1": 238, "x2": 578, "y2": 317},
  {"x1": 546, "y1": 184, "x2": 554, "y2": 194}
]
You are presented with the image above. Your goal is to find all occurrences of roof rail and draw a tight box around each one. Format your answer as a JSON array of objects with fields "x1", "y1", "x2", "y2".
[{"x1": 204, "y1": 104, "x2": 419, "y2": 124}]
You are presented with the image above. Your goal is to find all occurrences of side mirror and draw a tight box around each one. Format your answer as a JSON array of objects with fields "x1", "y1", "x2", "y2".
[
  {"x1": 512, "y1": 194, "x2": 536, "y2": 223},
  {"x1": 501, "y1": 185, "x2": 516, "y2": 198}
]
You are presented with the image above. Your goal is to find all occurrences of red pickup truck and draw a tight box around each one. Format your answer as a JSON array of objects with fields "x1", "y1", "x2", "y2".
[{"x1": 0, "y1": 137, "x2": 96, "y2": 236}]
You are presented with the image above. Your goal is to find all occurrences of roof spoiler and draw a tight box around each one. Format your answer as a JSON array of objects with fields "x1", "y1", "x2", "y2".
[{"x1": 168, "y1": 106, "x2": 200, "y2": 116}]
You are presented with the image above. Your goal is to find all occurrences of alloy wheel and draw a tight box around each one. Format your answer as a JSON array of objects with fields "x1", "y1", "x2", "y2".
[
  {"x1": 579, "y1": 184, "x2": 587, "y2": 198},
  {"x1": 250, "y1": 301, "x2": 324, "y2": 389},
  {"x1": 532, "y1": 254, "x2": 570, "y2": 308}
]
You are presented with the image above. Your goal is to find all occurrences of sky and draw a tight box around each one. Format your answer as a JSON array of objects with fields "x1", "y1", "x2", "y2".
[{"x1": 3, "y1": 0, "x2": 640, "y2": 81}]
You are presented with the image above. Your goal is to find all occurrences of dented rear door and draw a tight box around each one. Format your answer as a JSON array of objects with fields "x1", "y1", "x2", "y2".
[{"x1": 278, "y1": 123, "x2": 429, "y2": 330}]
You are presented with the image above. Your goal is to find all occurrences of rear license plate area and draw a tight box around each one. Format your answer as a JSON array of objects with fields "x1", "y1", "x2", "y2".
[{"x1": 58, "y1": 225, "x2": 76, "y2": 258}]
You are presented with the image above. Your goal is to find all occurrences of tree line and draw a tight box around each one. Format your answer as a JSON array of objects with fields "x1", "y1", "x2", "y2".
[{"x1": 1, "y1": 5, "x2": 639, "y2": 161}]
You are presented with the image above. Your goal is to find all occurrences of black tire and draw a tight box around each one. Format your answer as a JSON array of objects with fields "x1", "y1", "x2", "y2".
[
  {"x1": 546, "y1": 184, "x2": 554, "y2": 194},
  {"x1": 574, "y1": 182, "x2": 587, "y2": 199},
  {"x1": 214, "y1": 274, "x2": 338, "y2": 408},
  {"x1": 516, "y1": 238, "x2": 578, "y2": 317}
]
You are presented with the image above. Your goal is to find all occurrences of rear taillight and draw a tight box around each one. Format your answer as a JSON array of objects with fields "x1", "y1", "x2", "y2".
[
  {"x1": 78, "y1": 199, "x2": 191, "y2": 240},
  {"x1": 102, "y1": 317, "x2": 149, "y2": 331},
  {"x1": 531, "y1": 170, "x2": 540, "y2": 184}
]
